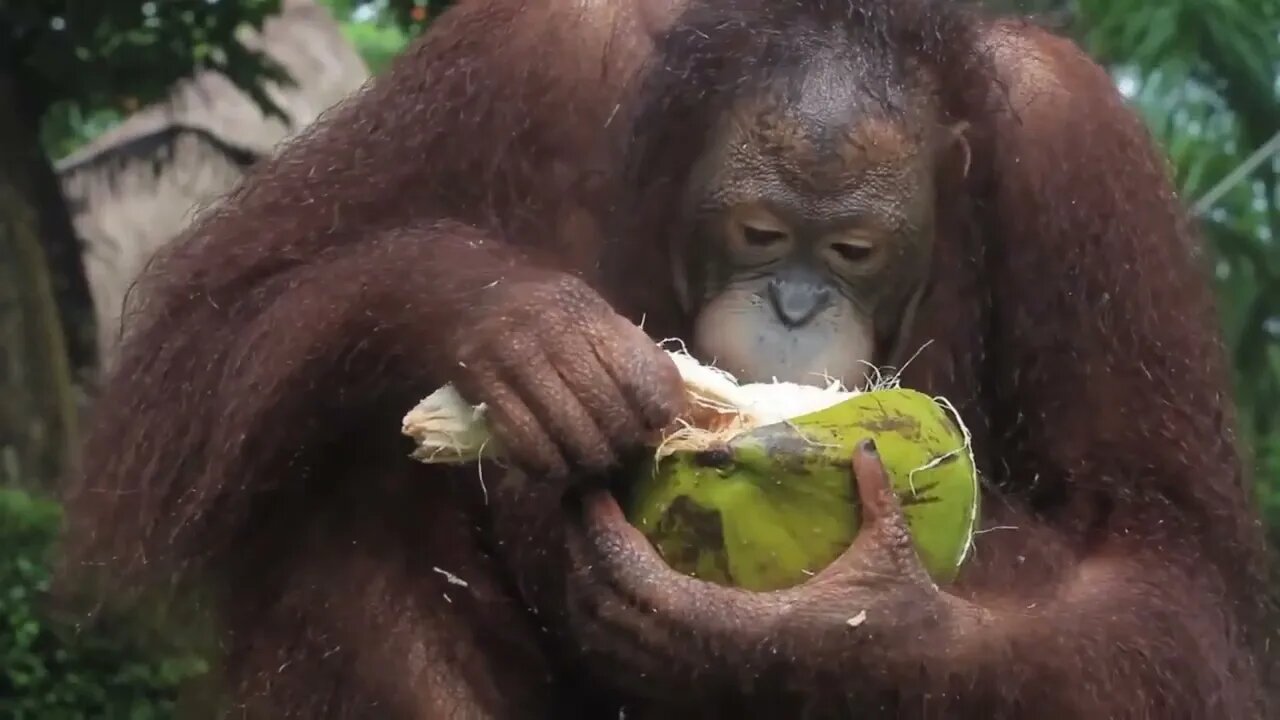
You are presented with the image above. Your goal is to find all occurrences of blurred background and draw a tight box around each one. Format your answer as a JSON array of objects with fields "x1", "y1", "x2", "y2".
[{"x1": 0, "y1": 0, "x2": 1276, "y2": 715}]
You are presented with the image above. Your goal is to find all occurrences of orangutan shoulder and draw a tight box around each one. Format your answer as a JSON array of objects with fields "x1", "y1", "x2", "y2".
[{"x1": 977, "y1": 19, "x2": 1124, "y2": 127}]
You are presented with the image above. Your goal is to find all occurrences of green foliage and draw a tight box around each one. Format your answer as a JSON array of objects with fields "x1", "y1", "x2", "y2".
[
  {"x1": 4, "y1": 0, "x2": 290, "y2": 120},
  {"x1": 320, "y1": 0, "x2": 416, "y2": 75},
  {"x1": 342, "y1": 22, "x2": 412, "y2": 75},
  {"x1": 320, "y1": 0, "x2": 454, "y2": 73},
  {"x1": 0, "y1": 489, "x2": 207, "y2": 719},
  {"x1": 1073, "y1": 0, "x2": 1280, "y2": 506},
  {"x1": 38, "y1": 104, "x2": 123, "y2": 161},
  {"x1": 380, "y1": 0, "x2": 456, "y2": 35}
]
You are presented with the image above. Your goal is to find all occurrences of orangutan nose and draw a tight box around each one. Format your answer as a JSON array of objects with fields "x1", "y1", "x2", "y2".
[{"x1": 767, "y1": 277, "x2": 831, "y2": 328}]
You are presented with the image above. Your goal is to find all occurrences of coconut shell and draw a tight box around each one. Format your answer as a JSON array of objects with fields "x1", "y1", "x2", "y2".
[{"x1": 623, "y1": 388, "x2": 979, "y2": 592}]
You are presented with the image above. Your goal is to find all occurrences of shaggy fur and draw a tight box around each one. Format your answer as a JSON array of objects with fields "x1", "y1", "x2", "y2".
[{"x1": 59, "y1": 0, "x2": 1276, "y2": 717}]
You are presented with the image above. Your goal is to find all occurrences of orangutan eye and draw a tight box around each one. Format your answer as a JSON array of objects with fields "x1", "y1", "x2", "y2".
[
  {"x1": 829, "y1": 240, "x2": 876, "y2": 265},
  {"x1": 741, "y1": 225, "x2": 789, "y2": 247}
]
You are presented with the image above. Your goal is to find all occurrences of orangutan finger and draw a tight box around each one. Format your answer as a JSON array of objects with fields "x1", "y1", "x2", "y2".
[
  {"x1": 592, "y1": 323, "x2": 685, "y2": 432},
  {"x1": 851, "y1": 439, "x2": 905, "y2": 528},
  {"x1": 579, "y1": 490, "x2": 776, "y2": 641},
  {"x1": 845, "y1": 440, "x2": 940, "y2": 579},
  {"x1": 549, "y1": 332, "x2": 647, "y2": 453},
  {"x1": 562, "y1": 543, "x2": 690, "y2": 693},
  {"x1": 459, "y1": 366, "x2": 569, "y2": 480},
  {"x1": 506, "y1": 353, "x2": 616, "y2": 475}
]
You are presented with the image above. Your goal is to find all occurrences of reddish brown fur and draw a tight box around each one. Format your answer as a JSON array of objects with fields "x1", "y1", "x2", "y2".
[
  {"x1": 592, "y1": 5, "x2": 1277, "y2": 716},
  {"x1": 58, "y1": 0, "x2": 1276, "y2": 718},
  {"x1": 58, "y1": 2, "x2": 675, "y2": 716},
  {"x1": 727, "y1": 102, "x2": 923, "y2": 194}
]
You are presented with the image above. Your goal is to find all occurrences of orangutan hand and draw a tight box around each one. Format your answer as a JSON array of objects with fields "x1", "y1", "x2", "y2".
[
  {"x1": 562, "y1": 440, "x2": 975, "y2": 699},
  {"x1": 446, "y1": 270, "x2": 686, "y2": 479}
]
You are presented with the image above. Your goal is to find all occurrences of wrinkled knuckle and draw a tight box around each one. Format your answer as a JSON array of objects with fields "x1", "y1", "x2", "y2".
[
  {"x1": 532, "y1": 446, "x2": 570, "y2": 481},
  {"x1": 546, "y1": 274, "x2": 602, "y2": 317},
  {"x1": 637, "y1": 340, "x2": 677, "y2": 376},
  {"x1": 523, "y1": 436, "x2": 565, "y2": 478},
  {"x1": 491, "y1": 420, "x2": 554, "y2": 477},
  {"x1": 644, "y1": 379, "x2": 685, "y2": 427},
  {"x1": 490, "y1": 402, "x2": 528, "y2": 437},
  {"x1": 495, "y1": 334, "x2": 536, "y2": 366},
  {"x1": 604, "y1": 410, "x2": 645, "y2": 447},
  {"x1": 480, "y1": 283, "x2": 555, "y2": 333},
  {"x1": 548, "y1": 344, "x2": 595, "y2": 381},
  {"x1": 577, "y1": 440, "x2": 617, "y2": 475},
  {"x1": 892, "y1": 520, "x2": 915, "y2": 547},
  {"x1": 606, "y1": 341, "x2": 646, "y2": 380},
  {"x1": 640, "y1": 402, "x2": 678, "y2": 432},
  {"x1": 655, "y1": 351, "x2": 684, "y2": 388},
  {"x1": 560, "y1": 419, "x2": 612, "y2": 470},
  {"x1": 658, "y1": 372, "x2": 687, "y2": 413},
  {"x1": 455, "y1": 318, "x2": 527, "y2": 368}
]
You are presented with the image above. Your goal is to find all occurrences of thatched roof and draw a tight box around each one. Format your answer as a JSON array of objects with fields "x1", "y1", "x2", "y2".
[{"x1": 59, "y1": 0, "x2": 371, "y2": 361}]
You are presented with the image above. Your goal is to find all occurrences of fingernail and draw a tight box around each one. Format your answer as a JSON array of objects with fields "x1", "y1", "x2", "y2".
[{"x1": 861, "y1": 439, "x2": 878, "y2": 456}]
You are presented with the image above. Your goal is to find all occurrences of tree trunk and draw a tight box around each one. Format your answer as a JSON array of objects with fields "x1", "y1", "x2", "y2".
[
  {"x1": 2, "y1": 64, "x2": 99, "y2": 385},
  {"x1": 0, "y1": 68, "x2": 80, "y2": 493}
]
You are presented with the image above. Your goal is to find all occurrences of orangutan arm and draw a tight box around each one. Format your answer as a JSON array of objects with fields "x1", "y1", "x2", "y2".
[
  {"x1": 568, "y1": 23, "x2": 1270, "y2": 717},
  {"x1": 865, "y1": 23, "x2": 1269, "y2": 717}
]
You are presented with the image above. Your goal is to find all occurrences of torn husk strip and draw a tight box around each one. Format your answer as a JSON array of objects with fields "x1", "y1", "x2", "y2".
[{"x1": 402, "y1": 350, "x2": 869, "y2": 464}]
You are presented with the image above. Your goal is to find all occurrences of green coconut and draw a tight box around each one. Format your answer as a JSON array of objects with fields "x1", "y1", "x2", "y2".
[
  {"x1": 400, "y1": 349, "x2": 980, "y2": 594},
  {"x1": 622, "y1": 388, "x2": 979, "y2": 592}
]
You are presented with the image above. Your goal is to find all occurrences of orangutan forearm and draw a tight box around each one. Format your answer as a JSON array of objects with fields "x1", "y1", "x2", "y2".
[
  {"x1": 226, "y1": 218, "x2": 680, "y2": 482},
  {"x1": 218, "y1": 221, "x2": 553, "y2": 393},
  {"x1": 78, "y1": 224, "x2": 538, "y2": 566},
  {"x1": 931, "y1": 556, "x2": 1262, "y2": 718}
]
